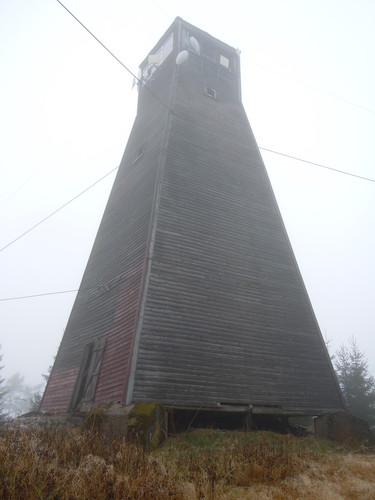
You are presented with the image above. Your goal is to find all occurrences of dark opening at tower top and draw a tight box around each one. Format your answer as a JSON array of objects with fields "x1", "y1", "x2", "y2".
[{"x1": 40, "y1": 17, "x2": 344, "y2": 416}]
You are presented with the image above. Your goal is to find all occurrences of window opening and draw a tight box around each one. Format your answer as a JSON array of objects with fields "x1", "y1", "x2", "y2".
[
  {"x1": 220, "y1": 54, "x2": 230, "y2": 69},
  {"x1": 142, "y1": 33, "x2": 174, "y2": 80},
  {"x1": 204, "y1": 86, "x2": 217, "y2": 99}
]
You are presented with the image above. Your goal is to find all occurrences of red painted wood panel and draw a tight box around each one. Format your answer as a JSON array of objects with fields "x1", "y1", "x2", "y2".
[
  {"x1": 40, "y1": 367, "x2": 78, "y2": 413},
  {"x1": 94, "y1": 261, "x2": 144, "y2": 404}
]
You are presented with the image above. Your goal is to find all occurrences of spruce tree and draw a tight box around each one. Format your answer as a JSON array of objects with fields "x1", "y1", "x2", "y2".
[{"x1": 335, "y1": 337, "x2": 375, "y2": 428}]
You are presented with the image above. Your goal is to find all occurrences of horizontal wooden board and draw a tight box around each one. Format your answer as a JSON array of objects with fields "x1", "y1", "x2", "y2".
[
  {"x1": 42, "y1": 18, "x2": 344, "y2": 415},
  {"x1": 131, "y1": 20, "x2": 344, "y2": 413}
]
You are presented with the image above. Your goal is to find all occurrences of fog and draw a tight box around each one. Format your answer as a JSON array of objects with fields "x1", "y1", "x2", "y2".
[{"x1": 1, "y1": 0, "x2": 374, "y2": 388}]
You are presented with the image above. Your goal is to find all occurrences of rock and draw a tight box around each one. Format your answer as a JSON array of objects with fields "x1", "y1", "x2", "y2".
[
  {"x1": 10, "y1": 402, "x2": 167, "y2": 449},
  {"x1": 84, "y1": 403, "x2": 133, "y2": 443},
  {"x1": 127, "y1": 402, "x2": 167, "y2": 449},
  {"x1": 314, "y1": 411, "x2": 375, "y2": 447}
]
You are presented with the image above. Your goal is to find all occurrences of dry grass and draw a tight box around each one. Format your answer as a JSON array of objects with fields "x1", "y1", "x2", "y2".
[{"x1": 0, "y1": 424, "x2": 374, "y2": 499}]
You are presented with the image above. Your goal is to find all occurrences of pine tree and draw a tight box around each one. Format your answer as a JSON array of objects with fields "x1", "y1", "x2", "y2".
[
  {"x1": 29, "y1": 391, "x2": 42, "y2": 412},
  {"x1": 335, "y1": 336, "x2": 375, "y2": 428}
]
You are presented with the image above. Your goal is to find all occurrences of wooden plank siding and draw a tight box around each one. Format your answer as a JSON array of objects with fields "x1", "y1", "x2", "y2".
[
  {"x1": 40, "y1": 50, "x2": 176, "y2": 413},
  {"x1": 93, "y1": 262, "x2": 144, "y2": 404},
  {"x1": 39, "y1": 367, "x2": 79, "y2": 414},
  {"x1": 130, "y1": 19, "x2": 344, "y2": 413},
  {"x1": 40, "y1": 17, "x2": 344, "y2": 415}
]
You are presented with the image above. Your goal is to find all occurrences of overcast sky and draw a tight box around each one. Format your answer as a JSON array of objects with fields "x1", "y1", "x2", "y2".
[{"x1": 1, "y1": 0, "x2": 374, "y2": 388}]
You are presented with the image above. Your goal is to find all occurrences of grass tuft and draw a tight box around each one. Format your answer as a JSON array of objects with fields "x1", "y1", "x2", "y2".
[{"x1": 0, "y1": 424, "x2": 374, "y2": 498}]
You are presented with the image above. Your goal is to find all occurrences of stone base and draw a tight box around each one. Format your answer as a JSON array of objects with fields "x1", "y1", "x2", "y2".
[
  {"x1": 12, "y1": 402, "x2": 166, "y2": 449},
  {"x1": 314, "y1": 411, "x2": 375, "y2": 448}
]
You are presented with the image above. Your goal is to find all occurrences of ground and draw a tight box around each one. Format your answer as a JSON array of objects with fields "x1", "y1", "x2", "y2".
[{"x1": 0, "y1": 423, "x2": 374, "y2": 498}]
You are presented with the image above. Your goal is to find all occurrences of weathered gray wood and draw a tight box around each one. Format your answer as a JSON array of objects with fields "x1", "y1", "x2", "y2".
[{"x1": 41, "y1": 17, "x2": 344, "y2": 416}]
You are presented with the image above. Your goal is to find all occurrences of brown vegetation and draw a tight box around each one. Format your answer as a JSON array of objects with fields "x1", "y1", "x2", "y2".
[{"x1": 0, "y1": 424, "x2": 374, "y2": 499}]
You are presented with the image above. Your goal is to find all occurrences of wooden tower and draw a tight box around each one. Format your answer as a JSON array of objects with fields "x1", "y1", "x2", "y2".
[{"x1": 41, "y1": 18, "x2": 344, "y2": 417}]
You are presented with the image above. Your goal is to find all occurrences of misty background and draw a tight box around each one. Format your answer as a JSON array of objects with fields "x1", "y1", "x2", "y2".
[{"x1": 1, "y1": 0, "x2": 374, "y2": 399}]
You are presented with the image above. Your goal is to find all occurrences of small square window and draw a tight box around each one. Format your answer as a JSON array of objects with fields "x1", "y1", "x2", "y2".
[
  {"x1": 204, "y1": 86, "x2": 217, "y2": 99},
  {"x1": 219, "y1": 54, "x2": 230, "y2": 69}
]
